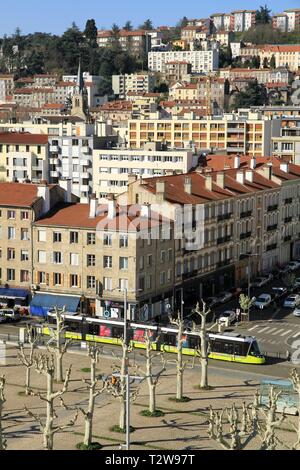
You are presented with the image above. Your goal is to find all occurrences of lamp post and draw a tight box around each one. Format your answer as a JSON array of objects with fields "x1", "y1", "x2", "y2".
[{"x1": 245, "y1": 253, "x2": 260, "y2": 321}]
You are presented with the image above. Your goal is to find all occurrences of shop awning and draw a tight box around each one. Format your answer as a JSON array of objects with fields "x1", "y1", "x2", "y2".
[
  {"x1": 0, "y1": 288, "x2": 29, "y2": 300},
  {"x1": 30, "y1": 293, "x2": 80, "y2": 317}
]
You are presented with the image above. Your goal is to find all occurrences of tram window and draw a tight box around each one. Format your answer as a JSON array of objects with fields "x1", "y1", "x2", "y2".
[
  {"x1": 133, "y1": 329, "x2": 145, "y2": 342},
  {"x1": 223, "y1": 342, "x2": 234, "y2": 355},
  {"x1": 233, "y1": 343, "x2": 243, "y2": 356},
  {"x1": 249, "y1": 340, "x2": 261, "y2": 357},
  {"x1": 189, "y1": 337, "x2": 200, "y2": 349},
  {"x1": 100, "y1": 325, "x2": 112, "y2": 337},
  {"x1": 88, "y1": 322, "x2": 100, "y2": 335},
  {"x1": 210, "y1": 340, "x2": 222, "y2": 353},
  {"x1": 163, "y1": 334, "x2": 177, "y2": 347},
  {"x1": 66, "y1": 321, "x2": 81, "y2": 333},
  {"x1": 112, "y1": 326, "x2": 124, "y2": 338}
]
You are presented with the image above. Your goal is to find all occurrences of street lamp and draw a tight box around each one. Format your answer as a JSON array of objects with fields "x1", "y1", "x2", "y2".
[{"x1": 241, "y1": 252, "x2": 259, "y2": 321}]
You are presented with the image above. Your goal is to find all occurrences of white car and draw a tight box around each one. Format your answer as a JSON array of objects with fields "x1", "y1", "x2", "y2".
[
  {"x1": 218, "y1": 311, "x2": 237, "y2": 325},
  {"x1": 0, "y1": 309, "x2": 21, "y2": 322},
  {"x1": 254, "y1": 294, "x2": 272, "y2": 310},
  {"x1": 284, "y1": 295, "x2": 300, "y2": 308},
  {"x1": 293, "y1": 307, "x2": 300, "y2": 317}
]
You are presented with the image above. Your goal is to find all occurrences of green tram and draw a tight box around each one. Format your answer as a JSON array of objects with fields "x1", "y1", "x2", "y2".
[{"x1": 43, "y1": 314, "x2": 265, "y2": 365}]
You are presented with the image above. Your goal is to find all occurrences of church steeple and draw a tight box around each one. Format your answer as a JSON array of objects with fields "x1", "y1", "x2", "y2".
[
  {"x1": 76, "y1": 58, "x2": 84, "y2": 94},
  {"x1": 71, "y1": 58, "x2": 89, "y2": 120}
]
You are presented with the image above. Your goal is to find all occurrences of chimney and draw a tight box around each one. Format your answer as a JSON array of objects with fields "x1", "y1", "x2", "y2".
[
  {"x1": 141, "y1": 203, "x2": 151, "y2": 218},
  {"x1": 59, "y1": 178, "x2": 72, "y2": 203},
  {"x1": 37, "y1": 181, "x2": 50, "y2": 215},
  {"x1": 216, "y1": 172, "x2": 225, "y2": 189},
  {"x1": 184, "y1": 176, "x2": 192, "y2": 194},
  {"x1": 280, "y1": 162, "x2": 289, "y2": 173},
  {"x1": 156, "y1": 180, "x2": 166, "y2": 201},
  {"x1": 128, "y1": 174, "x2": 138, "y2": 185},
  {"x1": 107, "y1": 195, "x2": 117, "y2": 220},
  {"x1": 234, "y1": 154, "x2": 240, "y2": 169},
  {"x1": 245, "y1": 169, "x2": 253, "y2": 182},
  {"x1": 250, "y1": 157, "x2": 256, "y2": 169},
  {"x1": 89, "y1": 193, "x2": 98, "y2": 218},
  {"x1": 205, "y1": 174, "x2": 213, "y2": 191},
  {"x1": 236, "y1": 170, "x2": 244, "y2": 185}
]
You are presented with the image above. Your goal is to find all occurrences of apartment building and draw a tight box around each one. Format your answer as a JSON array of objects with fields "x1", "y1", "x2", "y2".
[
  {"x1": 97, "y1": 30, "x2": 151, "y2": 57},
  {"x1": 112, "y1": 73, "x2": 156, "y2": 98},
  {"x1": 284, "y1": 9, "x2": 300, "y2": 32},
  {"x1": 127, "y1": 113, "x2": 281, "y2": 156},
  {"x1": 0, "y1": 181, "x2": 73, "y2": 291},
  {"x1": 118, "y1": 156, "x2": 300, "y2": 302},
  {"x1": 231, "y1": 10, "x2": 256, "y2": 32},
  {"x1": 239, "y1": 45, "x2": 300, "y2": 72},
  {"x1": 162, "y1": 61, "x2": 192, "y2": 83},
  {"x1": 0, "y1": 133, "x2": 49, "y2": 183},
  {"x1": 148, "y1": 50, "x2": 219, "y2": 74},
  {"x1": 272, "y1": 116, "x2": 300, "y2": 165},
  {"x1": 181, "y1": 26, "x2": 203, "y2": 42},
  {"x1": 0, "y1": 75, "x2": 14, "y2": 102},
  {"x1": 211, "y1": 13, "x2": 232, "y2": 32},
  {"x1": 272, "y1": 14, "x2": 288, "y2": 32},
  {"x1": 92, "y1": 141, "x2": 196, "y2": 200},
  {"x1": 32, "y1": 199, "x2": 174, "y2": 320}
]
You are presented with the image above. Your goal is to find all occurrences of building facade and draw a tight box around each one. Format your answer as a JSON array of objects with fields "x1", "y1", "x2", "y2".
[{"x1": 148, "y1": 50, "x2": 219, "y2": 74}]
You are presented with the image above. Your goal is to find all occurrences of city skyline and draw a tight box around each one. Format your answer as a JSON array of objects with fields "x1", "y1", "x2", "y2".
[{"x1": 0, "y1": 0, "x2": 300, "y2": 36}]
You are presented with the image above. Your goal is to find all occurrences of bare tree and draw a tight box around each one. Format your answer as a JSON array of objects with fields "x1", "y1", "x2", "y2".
[
  {"x1": 287, "y1": 369, "x2": 300, "y2": 450},
  {"x1": 208, "y1": 387, "x2": 285, "y2": 450},
  {"x1": 18, "y1": 325, "x2": 40, "y2": 396},
  {"x1": 239, "y1": 294, "x2": 255, "y2": 322},
  {"x1": 76, "y1": 345, "x2": 108, "y2": 449},
  {"x1": 194, "y1": 301, "x2": 216, "y2": 389},
  {"x1": 46, "y1": 307, "x2": 72, "y2": 382},
  {"x1": 139, "y1": 331, "x2": 166, "y2": 416},
  {"x1": 0, "y1": 376, "x2": 6, "y2": 450},
  {"x1": 169, "y1": 312, "x2": 188, "y2": 401},
  {"x1": 25, "y1": 354, "x2": 78, "y2": 450}
]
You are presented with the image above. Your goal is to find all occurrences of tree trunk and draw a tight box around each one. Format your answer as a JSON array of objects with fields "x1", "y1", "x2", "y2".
[
  {"x1": 56, "y1": 352, "x2": 63, "y2": 383},
  {"x1": 200, "y1": 329, "x2": 208, "y2": 389},
  {"x1": 149, "y1": 383, "x2": 156, "y2": 414},
  {"x1": 176, "y1": 350, "x2": 183, "y2": 400},
  {"x1": 84, "y1": 357, "x2": 96, "y2": 446},
  {"x1": 119, "y1": 345, "x2": 127, "y2": 430},
  {"x1": 0, "y1": 402, "x2": 4, "y2": 450},
  {"x1": 25, "y1": 367, "x2": 31, "y2": 396},
  {"x1": 44, "y1": 372, "x2": 54, "y2": 450}
]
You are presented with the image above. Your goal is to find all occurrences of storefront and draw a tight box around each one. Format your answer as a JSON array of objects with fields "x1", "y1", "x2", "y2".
[
  {"x1": 30, "y1": 293, "x2": 81, "y2": 317},
  {"x1": 0, "y1": 288, "x2": 30, "y2": 308}
]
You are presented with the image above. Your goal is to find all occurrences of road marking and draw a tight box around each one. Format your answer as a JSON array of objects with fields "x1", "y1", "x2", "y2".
[
  {"x1": 291, "y1": 332, "x2": 300, "y2": 339},
  {"x1": 271, "y1": 329, "x2": 285, "y2": 336},
  {"x1": 248, "y1": 325, "x2": 259, "y2": 331},
  {"x1": 280, "y1": 330, "x2": 293, "y2": 337},
  {"x1": 264, "y1": 327, "x2": 278, "y2": 334},
  {"x1": 257, "y1": 327, "x2": 271, "y2": 333}
]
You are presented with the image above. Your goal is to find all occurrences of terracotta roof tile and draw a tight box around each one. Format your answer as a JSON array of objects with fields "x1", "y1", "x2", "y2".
[{"x1": 0, "y1": 132, "x2": 48, "y2": 145}]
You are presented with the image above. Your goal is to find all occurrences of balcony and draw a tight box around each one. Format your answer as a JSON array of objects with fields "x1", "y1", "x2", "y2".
[
  {"x1": 284, "y1": 217, "x2": 293, "y2": 223},
  {"x1": 50, "y1": 145, "x2": 60, "y2": 153},
  {"x1": 81, "y1": 147, "x2": 91, "y2": 155},
  {"x1": 267, "y1": 205, "x2": 278, "y2": 212},
  {"x1": 267, "y1": 243, "x2": 277, "y2": 252},
  {"x1": 240, "y1": 231, "x2": 252, "y2": 240},
  {"x1": 240, "y1": 210, "x2": 252, "y2": 219},
  {"x1": 217, "y1": 213, "x2": 233, "y2": 222},
  {"x1": 285, "y1": 198, "x2": 293, "y2": 205},
  {"x1": 217, "y1": 259, "x2": 232, "y2": 269},
  {"x1": 267, "y1": 224, "x2": 278, "y2": 232},
  {"x1": 217, "y1": 235, "x2": 232, "y2": 245},
  {"x1": 182, "y1": 270, "x2": 199, "y2": 280},
  {"x1": 284, "y1": 235, "x2": 292, "y2": 242}
]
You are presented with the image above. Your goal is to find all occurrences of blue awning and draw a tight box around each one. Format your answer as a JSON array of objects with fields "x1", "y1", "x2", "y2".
[
  {"x1": 30, "y1": 293, "x2": 80, "y2": 317},
  {"x1": 0, "y1": 288, "x2": 29, "y2": 300}
]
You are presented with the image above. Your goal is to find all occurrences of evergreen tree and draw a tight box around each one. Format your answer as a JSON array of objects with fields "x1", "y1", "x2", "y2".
[
  {"x1": 255, "y1": 5, "x2": 272, "y2": 24},
  {"x1": 270, "y1": 54, "x2": 276, "y2": 69},
  {"x1": 139, "y1": 19, "x2": 154, "y2": 30},
  {"x1": 232, "y1": 80, "x2": 268, "y2": 109},
  {"x1": 84, "y1": 19, "x2": 97, "y2": 45},
  {"x1": 123, "y1": 21, "x2": 133, "y2": 31},
  {"x1": 263, "y1": 57, "x2": 269, "y2": 68}
]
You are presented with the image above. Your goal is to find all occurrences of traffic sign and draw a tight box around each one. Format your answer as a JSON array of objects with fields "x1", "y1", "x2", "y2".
[{"x1": 104, "y1": 310, "x2": 111, "y2": 319}]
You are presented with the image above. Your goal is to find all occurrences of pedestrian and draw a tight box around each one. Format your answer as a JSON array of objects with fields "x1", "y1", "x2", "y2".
[{"x1": 286, "y1": 350, "x2": 291, "y2": 362}]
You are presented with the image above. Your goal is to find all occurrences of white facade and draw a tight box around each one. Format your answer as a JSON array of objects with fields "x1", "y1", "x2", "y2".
[
  {"x1": 62, "y1": 73, "x2": 103, "y2": 107},
  {"x1": 148, "y1": 50, "x2": 219, "y2": 74},
  {"x1": 230, "y1": 42, "x2": 242, "y2": 58},
  {"x1": 92, "y1": 143, "x2": 196, "y2": 200},
  {"x1": 112, "y1": 73, "x2": 156, "y2": 98}
]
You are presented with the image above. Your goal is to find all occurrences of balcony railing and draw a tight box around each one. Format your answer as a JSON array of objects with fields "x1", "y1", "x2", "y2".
[
  {"x1": 217, "y1": 259, "x2": 232, "y2": 269},
  {"x1": 267, "y1": 204, "x2": 278, "y2": 212},
  {"x1": 284, "y1": 217, "x2": 293, "y2": 223},
  {"x1": 240, "y1": 210, "x2": 252, "y2": 219},
  {"x1": 240, "y1": 231, "x2": 252, "y2": 240},
  {"x1": 267, "y1": 243, "x2": 277, "y2": 252},
  {"x1": 285, "y1": 198, "x2": 293, "y2": 205},
  {"x1": 217, "y1": 235, "x2": 232, "y2": 245},
  {"x1": 267, "y1": 224, "x2": 278, "y2": 232},
  {"x1": 217, "y1": 213, "x2": 233, "y2": 222}
]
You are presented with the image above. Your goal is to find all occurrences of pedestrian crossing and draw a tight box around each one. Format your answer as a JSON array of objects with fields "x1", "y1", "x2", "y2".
[{"x1": 245, "y1": 324, "x2": 300, "y2": 346}]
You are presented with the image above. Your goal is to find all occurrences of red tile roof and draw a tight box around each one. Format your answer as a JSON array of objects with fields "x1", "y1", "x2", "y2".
[
  {"x1": 0, "y1": 132, "x2": 49, "y2": 145},
  {"x1": 0, "y1": 183, "x2": 52, "y2": 208}
]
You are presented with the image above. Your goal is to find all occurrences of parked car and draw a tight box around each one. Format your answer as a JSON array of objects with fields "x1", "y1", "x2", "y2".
[
  {"x1": 0, "y1": 314, "x2": 7, "y2": 324},
  {"x1": 293, "y1": 307, "x2": 300, "y2": 317},
  {"x1": 283, "y1": 295, "x2": 300, "y2": 308},
  {"x1": 271, "y1": 287, "x2": 288, "y2": 300},
  {"x1": 218, "y1": 310, "x2": 237, "y2": 325},
  {"x1": 251, "y1": 277, "x2": 269, "y2": 288},
  {"x1": 217, "y1": 291, "x2": 233, "y2": 303},
  {"x1": 254, "y1": 294, "x2": 272, "y2": 310},
  {"x1": 287, "y1": 261, "x2": 300, "y2": 271},
  {"x1": 261, "y1": 272, "x2": 274, "y2": 282},
  {"x1": 0, "y1": 309, "x2": 21, "y2": 322}
]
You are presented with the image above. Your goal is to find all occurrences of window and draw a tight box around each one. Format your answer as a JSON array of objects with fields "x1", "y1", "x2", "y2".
[
  {"x1": 87, "y1": 254, "x2": 96, "y2": 267},
  {"x1": 70, "y1": 274, "x2": 79, "y2": 288},
  {"x1": 103, "y1": 277, "x2": 112, "y2": 291},
  {"x1": 21, "y1": 250, "x2": 29, "y2": 261},
  {"x1": 21, "y1": 229, "x2": 29, "y2": 241},
  {"x1": 119, "y1": 234, "x2": 128, "y2": 248},
  {"x1": 70, "y1": 253, "x2": 79, "y2": 266},
  {"x1": 103, "y1": 233, "x2": 112, "y2": 246},
  {"x1": 8, "y1": 227, "x2": 15, "y2": 240},
  {"x1": 146, "y1": 275, "x2": 152, "y2": 290},
  {"x1": 53, "y1": 252, "x2": 62, "y2": 264},
  {"x1": 54, "y1": 273, "x2": 62, "y2": 286},
  {"x1": 103, "y1": 256, "x2": 112, "y2": 268},
  {"x1": 139, "y1": 277, "x2": 145, "y2": 292},
  {"x1": 147, "y1": 254, "x2": 152, "y2": 267},
  {"x1": 7, "y1": 210, "x2": 15, "y2": 219},
  {"x1": 72, "y1": 139, "x2": 79, "y2": 146},
  {"x1": 167, "y1": 269, "x2": 172, "y2": 282},
  {"x1": 161, "y1": 251, "x2": 166, "y2": 263},
  {"x1": 160, "y1": 272, "x2": 166, "y2": 285},
  {"x1": 7, "y1": 269, "x2": 15, "y2": 281},
  {"x1": 70, "y1": 232, "x2": 78, "y2": 244},
  {"x1": 168, "y1": 249, "x2": 173, "y2": 262},
  {"x1": 119, "y1": 257, "x2": 128, "y2": 270},
  {"x1": 7, "y1": 248, "x2": 15, "y2": 260},
  {"x1": 139, "y1": 256, "x2": 144, "y2": 270},
  {"x1": 119, "y1": 278, "x2": 129, "y2": 291},
  {"x1": 38, "y1": 230, "x2": 46, "y2": 242},
  {"x1": 38, "y1": 272, "x2": 47, "y2": 284},
  {"x1": 38, "y1": 251, "x2": 46, "y2": 264},
  {"x1": 21, "y1": 211, "x2": 29, "y2": 220},
  {"x1": 87, "y1": 233, "x2": 96, "y2": 245},
  {"x1": 87, "y1": 276, "x2": 96, "y2": 289},
  {"x1": 53, "y1": 232, "x2": 62, "y2": 243},
  {"x1": 20, "y1": 270, "x2": 29, "y2": 283}
]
